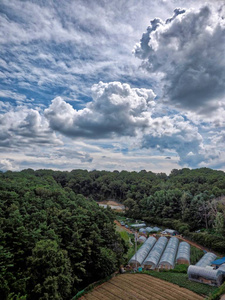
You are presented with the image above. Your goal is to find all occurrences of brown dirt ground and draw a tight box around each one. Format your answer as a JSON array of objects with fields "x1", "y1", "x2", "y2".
[{"x1": 81, "y1": 273, "x2": 204, "y2": 300}]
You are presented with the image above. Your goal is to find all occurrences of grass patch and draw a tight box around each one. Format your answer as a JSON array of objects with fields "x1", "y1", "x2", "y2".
[
  {"x1": 190, "y1": 245, "x2": 204, "y2": 264},
  {"x1": 139, "y1": 270, "x2": 217, "y2": 296},
  {"x1": 206, "y1": 282, "x2": 225, "y2": 300}
]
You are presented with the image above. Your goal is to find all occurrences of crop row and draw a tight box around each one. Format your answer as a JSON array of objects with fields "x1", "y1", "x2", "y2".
[{"x1": 82, "y1": 274, "x2": 204, "y2": 300}]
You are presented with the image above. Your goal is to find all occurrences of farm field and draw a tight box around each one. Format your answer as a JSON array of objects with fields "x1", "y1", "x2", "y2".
[{"x1": 80, "y1": 273, "x2": 204, "y2": 300}]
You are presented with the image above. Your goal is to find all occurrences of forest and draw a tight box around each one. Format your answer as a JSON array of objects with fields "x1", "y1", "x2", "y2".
[
  {"x1": 0, "y1": 170, "x2": 127, "y2": 299},
  {"x1": 1, "y1": 167, "x2": 225, "y2": 299}
]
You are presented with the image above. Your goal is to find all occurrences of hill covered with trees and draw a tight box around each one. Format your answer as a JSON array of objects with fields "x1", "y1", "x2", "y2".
[
  {"x1": 1, "y1": 167, "x2": 225, "y2": 298},
  {"x1": 0, "y1": 170, "x2": 127, "y2": 299}
]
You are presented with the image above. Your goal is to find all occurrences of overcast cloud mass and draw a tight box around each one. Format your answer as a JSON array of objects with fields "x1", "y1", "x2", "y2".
[{"x1": 0, "y1": 0, "x2": 225, "y2": 173}]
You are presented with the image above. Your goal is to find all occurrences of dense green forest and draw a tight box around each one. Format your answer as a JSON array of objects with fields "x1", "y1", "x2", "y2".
[
  {"x1": 0, "y1": 170, "x2": 127, "y2": 299},
  {"x1": 1, "y1": 167, "x2": 225, "y2": 299}
]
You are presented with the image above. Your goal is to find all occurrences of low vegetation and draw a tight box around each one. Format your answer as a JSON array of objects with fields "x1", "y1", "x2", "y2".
[{"x1": 141, "y1": 270, "x2": 217, "y2": 296}]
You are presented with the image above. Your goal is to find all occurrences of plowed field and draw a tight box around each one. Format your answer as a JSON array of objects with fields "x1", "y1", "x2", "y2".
[{"x1": 81, "y1": 274, "x2": 204, "y2": 300}]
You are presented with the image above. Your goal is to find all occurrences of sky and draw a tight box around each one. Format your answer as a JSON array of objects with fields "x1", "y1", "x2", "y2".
[{"x1": 0, "y1": 0, "x2": 225, "y2": 174}]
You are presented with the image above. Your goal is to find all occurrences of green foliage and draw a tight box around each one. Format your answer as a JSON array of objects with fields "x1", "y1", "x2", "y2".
[
  {"x1": 207, "y1": 282, "x2": 225, "y2": 300},
  {"x1": 27, "y1": 240, "x2": 73, "y2": 300},
  {"x1": 190, "y1": 246, "x2": 204, "y2": 265},
  {"x1": 0, "y1": 170, "x2": 127, "y2": 299},
  {"x1": 170, "y1": 264, "x2": 188, "y2": 273},
  {"x1": 140, "y1": 271, "x2": 217, "y2": 296}
]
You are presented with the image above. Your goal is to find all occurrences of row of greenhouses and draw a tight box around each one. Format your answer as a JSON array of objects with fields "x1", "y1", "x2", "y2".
[{"x1": 129, "y1": 237, "x2": 190, "y2": 270}]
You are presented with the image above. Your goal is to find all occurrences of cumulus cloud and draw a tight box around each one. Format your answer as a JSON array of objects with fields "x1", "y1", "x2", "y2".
[
  {"x1": 0, "y1": 103, "x2": 62, "y2": 148},
  {"x1": 45, "y1": 81, "x2": 209, "y2": 166},
  {"x1": 45, "y1": 82, "x2": 156, "y2": 138},
  {"x1": 0, "y1": 159, "x2": 19, "y2": 171},
  {"x1": 141, "y1": 115, "x2": 204, "y2": 166},
  {"x1": 134, "y1": 5, "x2": 225, "y2": 113}
]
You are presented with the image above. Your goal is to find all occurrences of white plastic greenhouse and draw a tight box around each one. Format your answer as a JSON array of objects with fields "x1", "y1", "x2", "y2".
[
  {"x1": 158, "y1": 237, "x2": 179, "y2": 270},
  {"x1": 138, "y1": 236, "x2": 147, "y2": 243},
  {"x1": 143, "y1": 236, "x2": 168, "y2": 270},
  {"x1": 188, "y1": 265, "x2": 225, "y2": 286},
  {"x1": 145, "y1": 227, "x2": 153, "y2": 232},
  {"x1": 129, "y1": 236, "x2": 156, "y2": 267},
  {"x1": 196, "y1": 252, "x2": 217, "y2": 267},
  {"x1": 176, "y1": 241, "x2": 190, "y2": 265}
]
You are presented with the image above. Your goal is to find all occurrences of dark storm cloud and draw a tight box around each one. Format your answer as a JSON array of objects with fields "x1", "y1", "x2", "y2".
[{"x1": 134, "y1": 5, "x2": 225, "y2": 112}]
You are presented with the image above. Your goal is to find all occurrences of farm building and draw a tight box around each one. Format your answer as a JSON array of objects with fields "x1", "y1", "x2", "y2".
[
  {"x1": 131, "y1": 223, "x2": 146, "y2": 228},
  {"x1": 176, "y1": 242, "x2": 190, "y2": 265},
  {"x1": 143, "y1": 236, "x2": 168, "y2": 270},
  {"x1": 196, "y1": 252, "x2": 217, "y2": 267},
  {"x1": 129, "y1": 236, "x2": 156, "y2": 267},
  {"x1": 158, "y1": 237, "x2": 179, "y2": 270},
  {"x1": 163, "y1": 229, "x2": 178, "y2": 235},
  {"x1": 188, "y1": 265, "x2": 225, "y2": 286},
  {"x1": 211, "y1": 257, "x2": 225, "y2": 269}
]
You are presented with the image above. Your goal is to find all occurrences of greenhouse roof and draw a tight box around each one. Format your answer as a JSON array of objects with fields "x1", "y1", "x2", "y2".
[
  {"x1": 176, "y1": 241, "x2": 190, "y2": 263},
  {"x1": 196, "y1": 252, "x2": 217, "y2": 267},
  {"x1": 188, "y1": 265, "x2": 221, "y2": 281},
  {"x1": 159, "y1": 237, "x2": 179, "y2": 267},
  {"x1": 131, "y1": 223, "x2": 146, "y2": 228},
  {"x1": 152, "y1": 226, "x2": 161, "y2": 231},
  {"x1": 146, "y1": 227, "x2": 153, "y2": 232},
  {"x1": 143, "y1": 236, "x2": 168, "y2": 266},
  {"x1": 138, "y1": 236, "x2": 147, "y2": 242},
  {"x1": 211, "y1": 257, "x2": 225, "y2": 265},
  {"x1": 129, "y1": 236, "x2": 156, "y2": 265}
]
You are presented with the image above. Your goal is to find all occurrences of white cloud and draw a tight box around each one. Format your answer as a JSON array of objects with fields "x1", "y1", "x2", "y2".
[
  {"x1": 0, "y1": 103, "x2": 62, "y2": 148},
  {"x1": 0, "y1": 158, "x2": 19, "y2": 171},
  {"x1": 45, "y1": 82, "x2": 156, "y2": 138},
  {"x1": 134, "y1": 4, "x2": 225, "y2": 113}
]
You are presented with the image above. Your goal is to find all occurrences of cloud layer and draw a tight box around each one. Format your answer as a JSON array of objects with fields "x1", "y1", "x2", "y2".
[
  {"x1": 134, "y1": 5, "x2": 225, "y2": 113},
  {"x1": 1, "y1": 0, "x2": 225, "y2": 173}
]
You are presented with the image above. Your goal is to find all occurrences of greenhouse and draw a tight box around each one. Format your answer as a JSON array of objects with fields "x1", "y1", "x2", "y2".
[
  {"x1": 196, "y1": 252, "x2": 217, "y2": 267},
  {"x1": 138, "y1": 236, "x2": 147, "y2": 243},
  {"x1": 143, "y1": 236, "x2": 168, "y2": 270},
  {"x1": 188, "y1": 265, "x2": 225, "y2": 286},
  {"x1": 146, "y1": 227, "x2": 153, "y2": 232},
  {"x1": 176, "y1": 241, "x2": 190, "y2": 265},
  {"x1": 129, "y1": 236, "x2": 156, "y2": 267},
  {"x1": 139, "y1": 228, "x2": 146, "y2": 233},
  {"x1": 158, "y1": 237, "x2": 179, "y2": 270},
  {"x1": 152, "y1": 226, "x2": 161, "y2": 232}
]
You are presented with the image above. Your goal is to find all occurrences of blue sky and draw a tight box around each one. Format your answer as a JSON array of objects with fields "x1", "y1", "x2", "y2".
[{"x1": 0, "y1": 0, "x2": 225, "y2": 173}]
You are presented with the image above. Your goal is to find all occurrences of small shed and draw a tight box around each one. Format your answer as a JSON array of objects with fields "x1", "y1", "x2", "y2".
[
  {"x1": 158, "y1": 237, "x2": 179, "y2": 270},
  {"x1": 196, "y1": 252, "x2": 217, "y2": 267},
  {"x1": 211, "y1": 257, "x2": 225, "y2": 269},
  {"x1": 164, "y1": 229, "x2": 177, "y2": 235},
  {"x1": 188, "y1": 265, "x2": 224, "y2": 286},
  {"x1": 129, "y1": 236, "x2": 156, "y2": 267},
  {"x1": 143, "y1": 236, "x2": 168, "y2": 270},
  {"x1": 176, "y1": 242, "x2": 190, "y2": 265}
]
